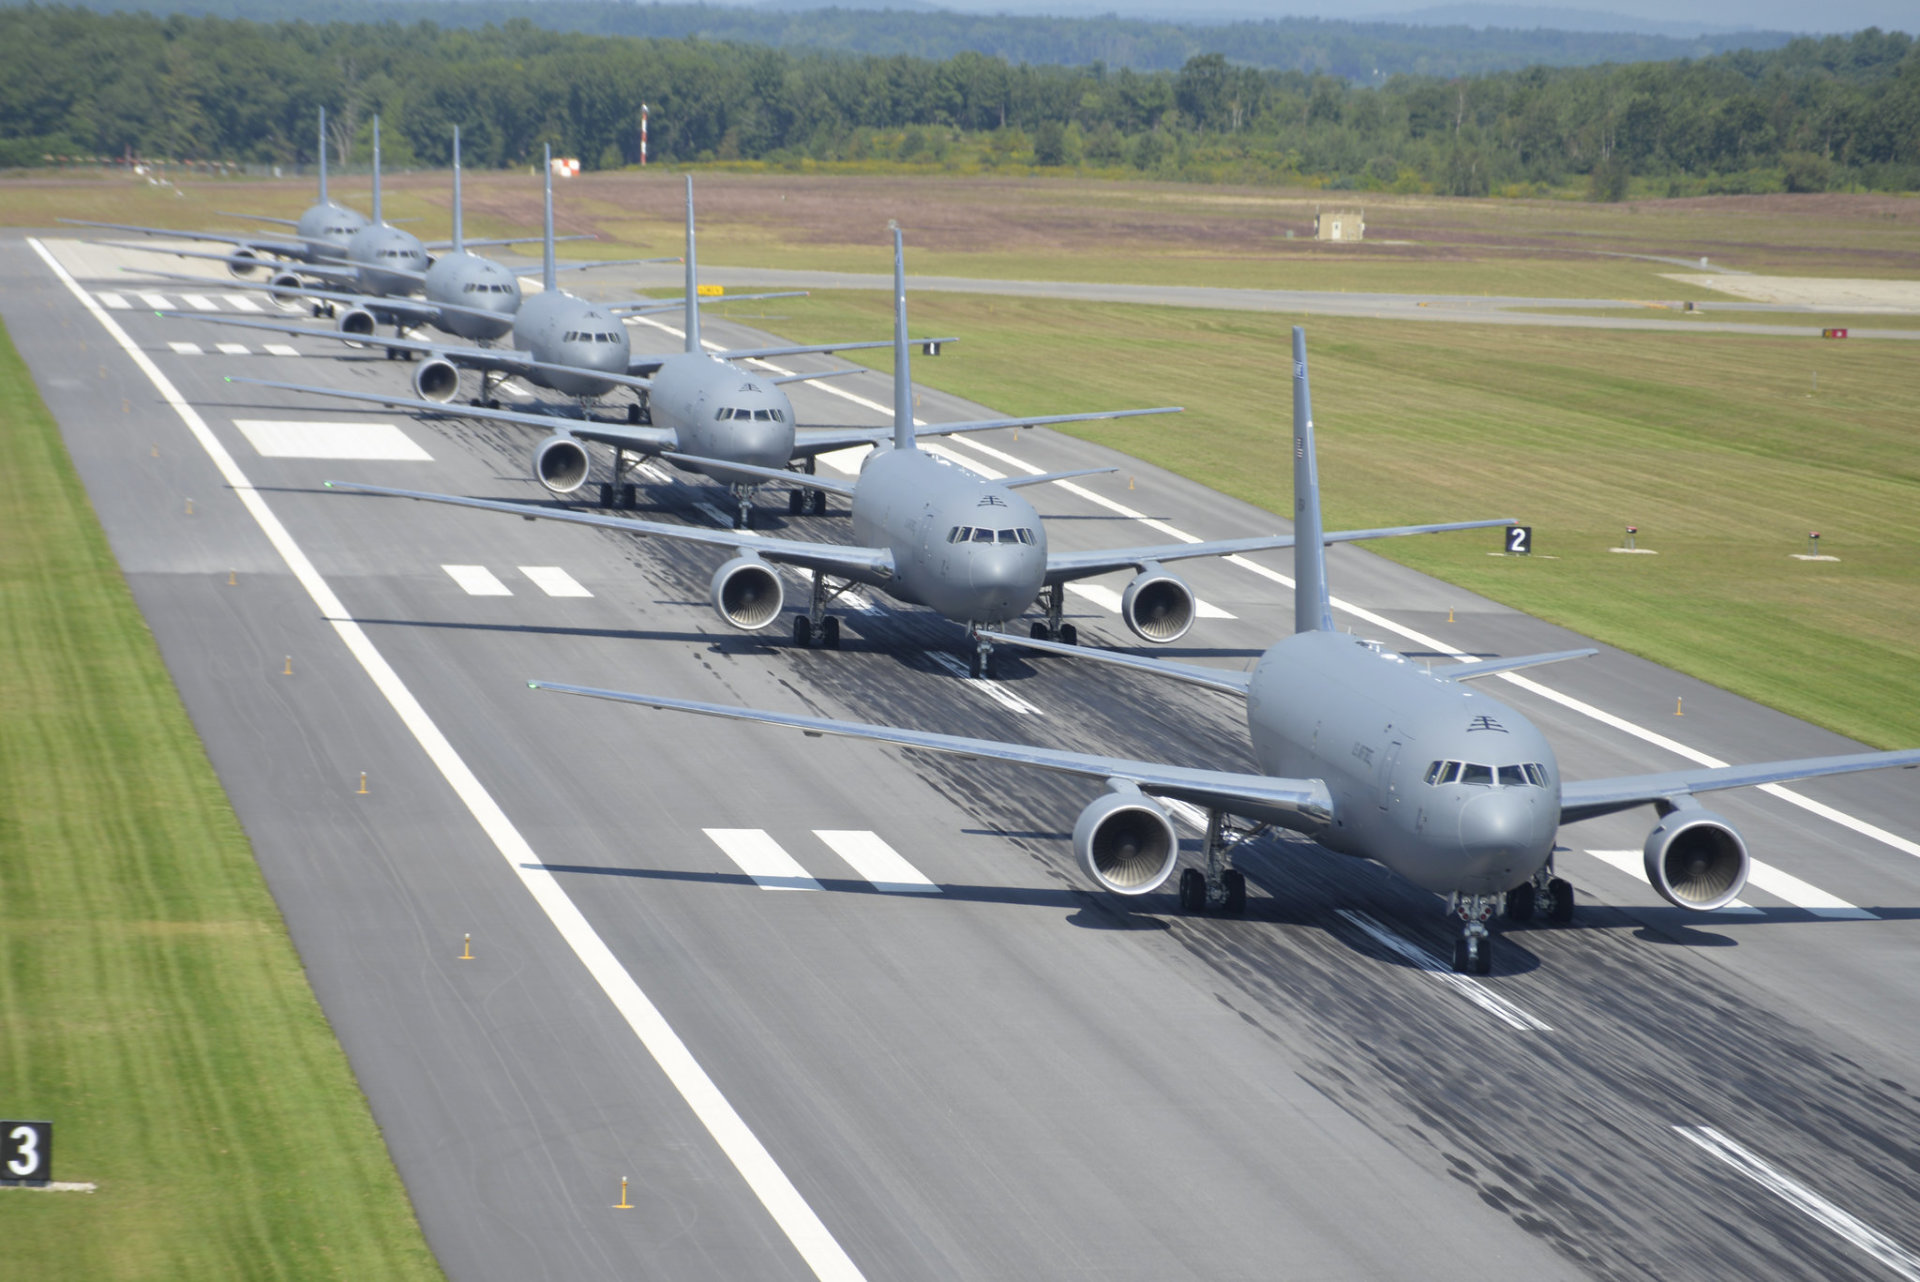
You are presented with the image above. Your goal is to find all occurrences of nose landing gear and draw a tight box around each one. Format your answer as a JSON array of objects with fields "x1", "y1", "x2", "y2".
[{"x1": 1449, "y1": 893, "x2": 1496, "y2": 975}]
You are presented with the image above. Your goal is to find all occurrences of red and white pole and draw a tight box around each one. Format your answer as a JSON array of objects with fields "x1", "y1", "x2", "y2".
[{"x1": 640, "y1": 104, "x2": 649, "y2": 167}]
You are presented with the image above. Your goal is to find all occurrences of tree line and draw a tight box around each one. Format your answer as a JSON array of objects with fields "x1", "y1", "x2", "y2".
[{"x1": 1, "y1": 6, "x2": 1914, "y2": 196}]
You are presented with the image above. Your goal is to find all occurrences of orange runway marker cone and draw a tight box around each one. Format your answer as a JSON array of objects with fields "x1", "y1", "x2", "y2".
[
  {"x1": 356, "y1": 771, "x2": 369, "y2": 795},
  {"x1": 615, "y1": 1176, "x2": 633, "y2": 1209},
  {"x1": 1675, "y1": 697, "x2": 1684, "y2": 716},
  {"x1": 459, "y1": 933, "x2": 473, "y2": 961},
  {"x1": 282, "y1": 655, "x2": 293, "y2": 676}
]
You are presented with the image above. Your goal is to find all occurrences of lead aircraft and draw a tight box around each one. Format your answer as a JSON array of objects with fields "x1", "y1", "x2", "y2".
[
  {"x1": 521, "y1": 326, "x2": 1920, "y2": 974},
  {"x1": 319, "y1": 232, "x2": 1507, "y2": 671}
]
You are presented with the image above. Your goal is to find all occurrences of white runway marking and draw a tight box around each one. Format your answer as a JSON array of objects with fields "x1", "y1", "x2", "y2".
[
  {"x1": 96, "y1": 292, "x2": 129, "y2": 309},
  {"x1": 215, "y1": 342, "x2": 250, "y2": 356},
  {"x1": 181, "y1": 293, "x2": 217, "y2": 311},
  {"x1": 926, "y1": 651, "x2": 1043, "y2": 715},
  {"x1": 137, "y1": 292, "x2": 171, "y2": 310},
  {"x1": 813, "y1": 830, "x2": 940, "y2": 893},
  {"x1": 519, "y1": 565, "x2": 592, "y2": 598},
  {"x1": 167, "y1": 341, "x2": 202, "y2": 355},
  {"x1": 233, "y1": 419, "x2": 431, "y2": 461},
  {"x1": 222, "y1": 294, "x2": 262, "y2": 312},
  {"x1": 38, "y1": 237, "x2": 870, "y2": 1282},
  {"x1": 1744, "y1": 862, "x2": 1875, "y2": 919},
  {"x1": 1673, "y1": 1126, "x2": 1920, "y2": 1281},
  {"x1": 1064, "y1": 581, "x2": 1236, "y2": 622},
  {"x1": 1337, "y1": 910, "x2": 1553, "y2": 1032},
  {"x1": 1582, "y1": 850, "x2": 1760, "y2": 913},
  {"x1": 495, "y1": 379, "x2": 531, "y2": 400},
  {"x1": 442, "y1": 564, "x2": 513, "y2": 596},
  {"x1": 815, "y1": 446, "x2": 871, "y2": 475},
  {"x1": 263, "y1": 344, "x2": 300, "y2": 357},
  {"x1": 695, "y1": 502, "x2": 740, "y2": 530},
  {"x1": 704, "y1": 829, "x2": 823, "y2": 891}
]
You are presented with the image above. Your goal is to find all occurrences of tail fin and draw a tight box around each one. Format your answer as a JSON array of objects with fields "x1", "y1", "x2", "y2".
[
  {"x1": 317, "y1": 106, "x2": 328, "y2": 203},
  {"x1": 1291, "y1": 326, "x2": 1333, "y2": 635},
  {"x1": 683, "y1": 176, "x2": 701, "y2": 355},
  {"x1": 450, "y1": 125, "x2": 464, "y2": 253},
  {"x1": 541, "y1": 145, "x2": 556, "y2": 292},
  {"x1": 371, "y1": 116, "x2": 383, "y2": 225},
  {"x1": 891, "y1": 226, "x2": 914, "y2": 452}
]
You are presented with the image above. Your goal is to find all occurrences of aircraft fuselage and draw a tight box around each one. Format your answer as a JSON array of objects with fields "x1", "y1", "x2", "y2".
[
  {"x1": 423, "y1": 250, "x2": 520, "y2": 341},
  {"x1": 513, "y1": 291, "x2": 630, "y2": 396},
  {"x1": 1247, "y1": 628, "x2": 1559, "y2": 896},
  {"x1": 345, "y1": 223, "x2": 429, "y2": 298},
  {"x1": 651, "y1": 353, "x2": 800, "y2": 483}
]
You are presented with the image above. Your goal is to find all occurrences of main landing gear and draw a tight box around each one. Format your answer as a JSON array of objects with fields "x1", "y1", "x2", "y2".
[
  {"x1": 788, "y1": 457, "x2": 829, "y2": 516},
  {"x1": 1028, "y1": 583, "x2": 1078, "y2": 646},
  {"x1": 468, "y1": 372, "x2": 504, "y2": 411},
  {"x1": 597, "y1": 449, "x2": 640, "y2": 510},
  {"x1": 792, "y1": 571, "x2": 847, "y2": 649},
  {"x1": 1177, "y1": 810, "x2": 1261, "y2": 915},
  {"x1": 1449, "y1": 863, "x2": 1577, "y2": 975}
]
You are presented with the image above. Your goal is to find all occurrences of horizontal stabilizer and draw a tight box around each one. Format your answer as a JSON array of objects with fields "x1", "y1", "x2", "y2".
[{"x1": 1434, "y1": 649, "x2": 1598, "y2": 682}]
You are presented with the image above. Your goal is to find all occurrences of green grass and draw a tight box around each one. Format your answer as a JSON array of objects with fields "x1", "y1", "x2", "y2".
[
  {"x1": 0, "y1": 321, "x2": 444, "y2": 1279},
  {"x1": 1512, "y1": 307, "x2": 1920, "y2": 328},
  {"x1": 759, "y1": 291, "x2": 1920, "y2": 748}
]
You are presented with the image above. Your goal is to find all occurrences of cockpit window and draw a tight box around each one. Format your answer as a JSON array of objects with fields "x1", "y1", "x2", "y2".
[
  {"x1": 752, "y1": 409, "x2": 771, "y2": 420},
  {"x1": 948, "y1": 526, "x2": 968, "y2": 542},
  {"x1": 1497, "y1": 765, "x2": 1527, "y2": 787},
  {"x1": 971, "y1": 528, "x2": 994, "y2": 543},
  {"x1": 1016, "y1": 528, "x2": 1034, "y2": 544},
  {"x1": 1524, "y1": 763, "x2": 1548, "y2": 787},
  {"x1": 1458, "y1": 763, "x2": 1493, "y2": 785}
]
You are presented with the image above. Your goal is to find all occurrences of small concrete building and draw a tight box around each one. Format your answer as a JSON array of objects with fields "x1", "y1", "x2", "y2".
[{"x1": 1314, "y1": 208, "x2": 1364, "y2": 242}]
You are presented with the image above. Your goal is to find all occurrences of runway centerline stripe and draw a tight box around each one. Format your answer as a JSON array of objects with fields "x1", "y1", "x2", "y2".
[
  {"x1": 1335, "y1": 910, "x2": 1552, "y2": 1032},
  {"x1": 1673, "y1": 1126, "x2": 1920, "y2": 1280},
  {"x1": 519, "y1": 565, "x2": 593, "y2": 598},
  {"x1": 704, "y1": 829, "x2": 824, "y2": 891},
  {"x1": 1581, "y1": 850, "x2": 1761, "y2": 913},
  {"x1": 813, "y1": 831, "x2": 941, "y2": 894},
  {"x1": 926, "y1": 651, "x2": 1043, "y2": 715},
  {"x1": 442, "y1": 564, "x2": 513, "y2": 596},
  {"x1": 33, "y1": 237, "x2": 870, "y2": 1282}
]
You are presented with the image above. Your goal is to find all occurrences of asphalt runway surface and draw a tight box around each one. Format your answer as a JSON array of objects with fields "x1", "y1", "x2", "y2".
[{"x1": 9, "y1": 232, "x2": 1920, "y2": 1281}]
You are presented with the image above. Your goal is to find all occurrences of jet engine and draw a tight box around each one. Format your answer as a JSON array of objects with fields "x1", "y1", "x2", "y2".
[
  {"x1": 532, "y1": 434, "x2": 592, "y2": 494},
  {"x1": 336, "y1": 306, "x2": 378, "y2": 346},
  {"x1": 412, "y1": 357, "x2": 462, "y2": 404},
  {"x1": 1643, "y1": 806, "x2": 1749, "y2": 910},
  {"x1": 1121, "y1": 563, "x2": 1196, "y2": 644},
  {"x1": 709, "y1": 554, "x2": 784, "y2": 631},
  {"x1": 1072, "y1": 788, "x2": 1179, "y2": 895},
  {"x1": 228, "y1": 247, "x2": 264, "y2": 279},
  {"x1": 268, "y1": 270, "x2": 305, "y2": 293}
]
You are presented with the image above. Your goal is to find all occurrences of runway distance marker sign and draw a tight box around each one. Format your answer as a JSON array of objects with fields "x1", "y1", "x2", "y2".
[{"x1": 2, "y1": 1121, "x2": 51, "y2": 1182}]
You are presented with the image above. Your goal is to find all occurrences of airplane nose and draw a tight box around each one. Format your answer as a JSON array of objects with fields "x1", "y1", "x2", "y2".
[
  {"x1": 969, "y1": 547, "x2": 1043, "y2": 616},
  {"x1": 735, "y1": 418, "x2": 794, "y2": 469},
  {"x1": 1457, "y1": 791, "x2": 1537, "y2": 883}
]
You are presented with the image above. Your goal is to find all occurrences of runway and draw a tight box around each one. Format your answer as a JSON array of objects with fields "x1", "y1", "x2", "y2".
[{"x1": 9, "y1": 231, "x2": 1920, "y2": 1281}]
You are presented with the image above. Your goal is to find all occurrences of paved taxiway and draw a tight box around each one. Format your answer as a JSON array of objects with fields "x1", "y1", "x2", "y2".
[{"x1": 9, "y1": 230, "x2": 1920, "y2": 1280}]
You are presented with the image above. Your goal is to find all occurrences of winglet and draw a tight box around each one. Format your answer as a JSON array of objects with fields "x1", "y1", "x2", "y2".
[
  {"x1": 1292, "y1": 326, "x2": 1333, "y2": 635},
  {"x1": 317, "y1": 105, "x2": 328, "y2": 203},
  {"x1": 371, "y1": 115, "x2": 383, "y2": 225},
  {"x1": 892, "y1": 225, "x2": 914, "y2": 452},
  {"x1": 450, "y1": 125, "x2": 464, "y2": 254},
  {"x1": 541, "y1": 144, "x2": 556, "y2": 293},
  {"x1": 683, "y1": 176, "x2": 701, "y2": 355}
]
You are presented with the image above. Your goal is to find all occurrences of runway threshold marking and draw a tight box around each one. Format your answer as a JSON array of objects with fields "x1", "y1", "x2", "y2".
[
  {"x1": 34, "y1": 237, "x2": 871, "y2": 1282},
  {"x1": 96, "y1": 292, "x2": 129, "y2": 309},
  {"x1": 263, "y1": 344, "x2": 300, "y2": 358},
  {"x1": 813, "y1": 830, "x2": 941, "y2": 894},
  {"x1": 704, "y1": 829, "x2": 824, "y2": 891},
  {"x1": 442, "y1": 565, "x2": 513, "y2": 596},
  {"x1": 222, "y1": 294, "x2": 263, "y2": 312},
  {"x1": 1673, "y1": 1126, "x2": 1920, "y2": 1281},
  {"x1": 137, "y1": 292, "x2": 170, "y2": 310},
  {"x1": 181, "y1": 293, "x2": 217, "y2": 311},
  {"x1": 1336, "y1": 910, "x2": 1553, "y2": 1032},
  {"x1": 519, "y1": 565, "x2": 592, "y2": 598},
  {"x1": 215, "y1": 342, "x2": 250, "y2": 356},
  {"x1": 232, "y1": 419, "x2": 431, "y2": 461},
  {"x1": 167, "y1": 341, "x2": 202, "y2": 355}
]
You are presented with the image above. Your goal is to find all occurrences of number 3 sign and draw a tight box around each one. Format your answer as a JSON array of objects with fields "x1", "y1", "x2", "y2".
[{"x1": 3, "y1": 1121, "x2": 51, "y2": 1181}]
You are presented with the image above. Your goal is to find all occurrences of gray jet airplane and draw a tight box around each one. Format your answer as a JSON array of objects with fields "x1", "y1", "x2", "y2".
[
  {"x1": 65, "y1": 106, "x2": 367, "y2": 276},
  {"x1": 521, "y1": 326, "x2": 1920, "y2": 974},
  {"x1": 317, "y1": 234, "x2": 1507, "y2": 673}
]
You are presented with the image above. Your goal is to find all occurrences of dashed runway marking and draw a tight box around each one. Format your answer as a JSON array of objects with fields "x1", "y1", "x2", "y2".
[
  {"x1": 215, "y1": 342, "x2": 250, "y2": 356},
  {"x1": 137, "y1": 292, "x2": 171, "y2": 310},
  {"x1": 181, "y1": 293, "x2": 217, "y2": 311},
  {"x1": 263, "y1": 344, "x2": 300, "y2": 357},
  {"x1": 167, "y1": 341, "x2": 202, "y2": 355},
  {"x1": 441, "y1": 564, "x2": 513, "y2": 596},
  {"x1": 813, "y1": 830, "x2": 940, "y2": 894},
  {"x1": 704, "y1": 829, "x2": 823, "y2": 891},
  {"x1": 519, "y1": 565, "x2": 593, "y2": 598},
  {"x1": 222, "y1": 294, "x2": 263, "y2": 312},
  {"x1": 97, "y1": 292, "x2": 129, "y2": 310}
]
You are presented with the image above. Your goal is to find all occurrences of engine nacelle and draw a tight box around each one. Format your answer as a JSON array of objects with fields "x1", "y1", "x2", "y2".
[
  {"x1": 1643, "y1": 807, "x2": 1750, "y2": 910},
  {"x1": 228, "y1": 247, "x2": 264, "y2": 279},
  {"x1": 709, "y1": 554, "x2": 784, "y2": 631},
  {"x1": 336, "y1": 306, "x2": 378, "y2": 347},
  {"x1": 268, "y1": 270, "x2": 305, "y2": 293},
  {"x1": 412, "y1": 357, "x2": 462, "y2": 404},
  {"x1": 532, "y1": 434, "x2": 591, "y2": 494},
  {"x1": 1121, "y1": 563, "x2": 1196, "y2": 644},
  {"x1": 1072, "y1": 788, "x2": 1179, "y2": 895}
]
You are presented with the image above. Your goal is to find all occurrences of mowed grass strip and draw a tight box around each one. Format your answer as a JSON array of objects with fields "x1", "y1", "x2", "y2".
[
  {"x1": 0, "y1": 322, "x2": 443, "y2": 1279},
  {"x1": 763, "y1": 292, "x2": 1920, "y2": 749}
]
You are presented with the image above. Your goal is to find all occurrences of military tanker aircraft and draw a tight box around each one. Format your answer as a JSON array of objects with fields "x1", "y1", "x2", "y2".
[{"x1": 521, "y1": 326, "x2": 1920, "y2": 974}]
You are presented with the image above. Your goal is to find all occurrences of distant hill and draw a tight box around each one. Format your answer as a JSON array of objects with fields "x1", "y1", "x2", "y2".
[{"x1": 10, "y1": 0, "x2": 1801, "y2": 79}]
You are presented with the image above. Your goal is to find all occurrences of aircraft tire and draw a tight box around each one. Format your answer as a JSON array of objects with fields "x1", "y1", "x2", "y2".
[
  {"x1": 1474, "y1": 937, "x2": 1494, "y2": 975},
  {"x1": 487, "y1": 398, "x2": 502, "y2": 411},
  {"x1": 789, "y1": 490, "x2": 804, "y2": 514},
  {"x1": 1452, "y1": 938, "x2": 1472, "y2": 973},
  {"x1": 822, "y1": 617, "x2": 841, "y2": 649},
  {"x1": 627, "y1": 402, "x2": 642, "y2": 425},
  {"x1": 811, "y1": 491, "x2": 829, "y2": 515},
  {"x1": 1030, "y1": 622, "x2": 1048, "y2": 640},
  {"x1": 1222, "y1": 870, "x2": 1247, "y2": 915},
  {"x1": 1505, "y1": 882, "x2": 1536, "y2": 922},
  {"x1": 1547, "y1": 878, "x2": 1575, "y2": 924},
  {"x1": 793, "y1": 616, "x2": 813, "y2": 647},
  {"x1": 1059, "y1": 624, "x2": 1078, "y2": 646},
  {"x1": 597, "y1": 483, "x2": 614, "y2": 508},
  {"x1": 620, "y1": 484, "x2": 636, "y2": 509},
  {"x1": 1178, "y1": 868, "x2": 1206, "y2": 913}
]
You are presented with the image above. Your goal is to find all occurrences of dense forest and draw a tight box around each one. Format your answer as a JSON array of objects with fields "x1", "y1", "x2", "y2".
[
  {"x1": 10, "y1": 0, "x2": 1800, "y2": 81},
  {"x1": 2, "y1": 6, "x2": 1915, "y2": 195}
]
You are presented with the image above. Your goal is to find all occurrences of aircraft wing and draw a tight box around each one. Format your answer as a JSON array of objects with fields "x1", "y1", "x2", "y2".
[
  {"x1": 225, "y1": 376, "x2": 677, "y2": 453},
  {"x1": 120, "y1": 243, "x2": 368, "y2": 284},
  {"x1": 610, "y1": 291, "x2": 808, "y2": 314},
  {"x1": 1559, "y1": 750, "x2": 1920, "y2": 825},
  {"x1": 144, "y1": 272, "x2": 506, "y2": 328},
  {"x1": 529, "y1": 683, "x2": 1334, "y2": 830},
  {"x1": 1042, "y1": 517, "x2": 1514, "y2": 583},
  {"x1": 216, "y1": 211, "x2": 301, "y2": 227},
  {"x1": 324, "y1": 482, "x2": 896, "y2": 579},
  {"x1": 635, "y1": 336, "x2": 959, "y2": 373},
  {"x1": 1434, "y1": 649, "x2": 1598, "y2": 682},
  {"x1": 789, "y1": 405, "x2": 1183, "y2": 458},
  {"x1": 65, "y1": 219, "x2": 316, "y2": 259},
  {"x1": 1001, "y1": 467, "x2": 1118, "y2": 489},
  {"x1": 656, "y1": 453, "x2": 858, "y2": 498},
  {"x1": 425, "y1": 234, "x2": 596, "y2": 251},
  {"x1": 978, "y1": 630, "x2": 1252, "y2": 696}
]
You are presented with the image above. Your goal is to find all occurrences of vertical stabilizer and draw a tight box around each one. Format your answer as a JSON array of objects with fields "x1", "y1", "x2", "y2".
[
  {"x1": 450, "y1": 125, "x2": 464, "y2": 253},
  {"x1": 317, "y1": 106, "x2": 328, "y2": 203},
  {"x1": 371, "y1": 116, "x2": 383, "y2": 225},
  {"x1": 891, "y1": 226, "x2": 915, "y2": 452},
  {"x1": 541, "y1": 145, "x2": 556, "y2": 292},
  {"x1": 1291, "y1": 326, "x2": 1334, "y2": 635},
  {"x1": 683, "y1": 176, "x2": 701, "y2": 355}
]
